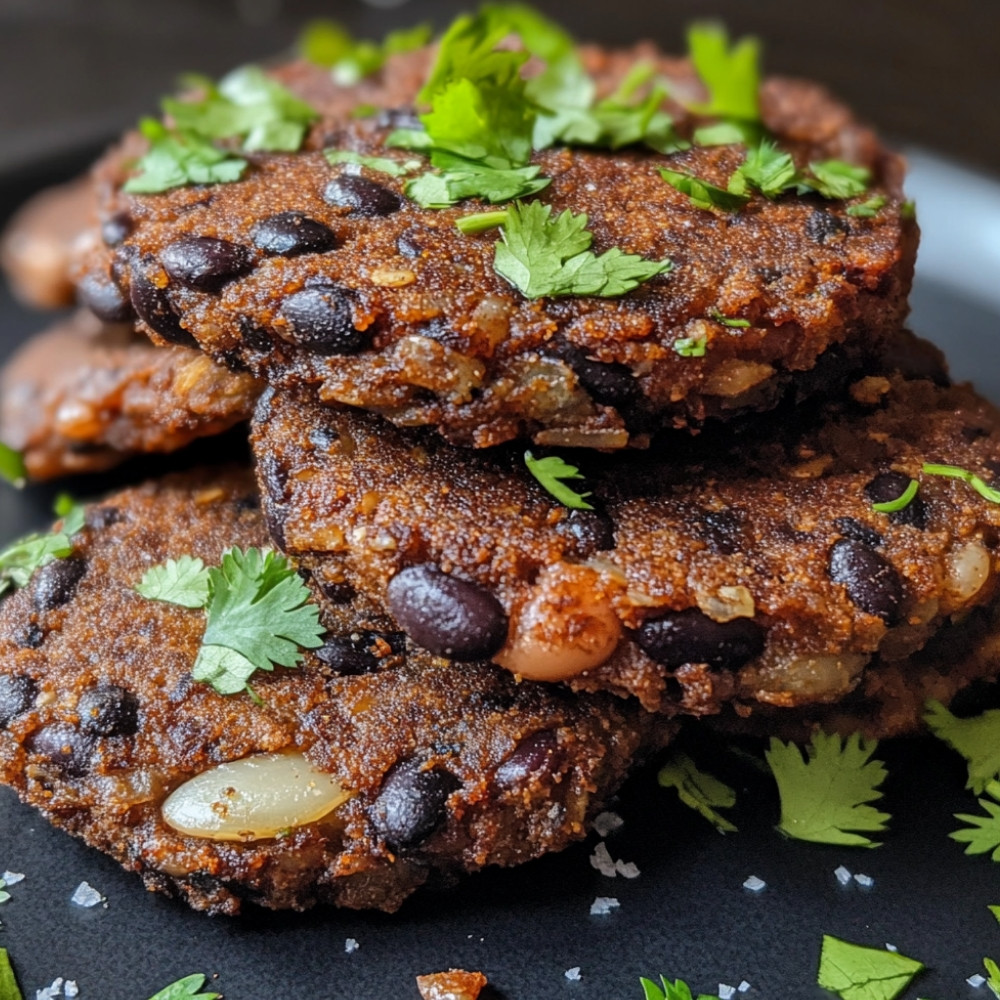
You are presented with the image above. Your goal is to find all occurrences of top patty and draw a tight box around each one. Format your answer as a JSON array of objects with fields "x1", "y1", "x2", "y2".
[{"x1": 75, "y1": 43, "x2": 916, "y2": 448}]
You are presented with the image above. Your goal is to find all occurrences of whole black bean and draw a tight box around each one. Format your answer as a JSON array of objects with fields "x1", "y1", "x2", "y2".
[
  {"x1": 276, "y1": 286, "x2": 367, "y2": 354},
  {"x1": 495, "y1": 730, "x2": 564, "y2": 787},
  {"x1": 316, "y1": 630, "x2": 405, "y2": 675},
  {"x1": 635, "y1": 608, "x2": 765, "y2": 672},
  {"x1": 865, "y1": 471, "x2": 927, "y2": 529},
  {"x1": 160, "y1": 236, "x2": 253, "y2": 292},
  {"x1": 33, "y1": 557, "x2": 87, "y2": 612},
  {"x1": 130, "y1": 270, "x2": 198, "y2": 348},
  {"x1": 805, "y1": 209, "x2": 848, "y2": 244},
  {"x1": 252, "y1": 212, "x2": 337, "y2": 257},
  {"x1": 13, "y1": 623, "x2": 45, "y2": 649},
  {"x1": 0, "y1": 675, "x2": 36, "y2": 727},
  {"x1": 387, "y1": 565, "x2": 508, "y2": 661},
  {"x1": 396, "y1": 228, "x2": 425, "y2": 258},
  {"x1": 548, "y1": 341, "x2": 641, "y2": 409},
  {"x1": 700, "y1": 509, "x2": 743, "y2": 556},
  {"x1": 77, "y1": 684, "x2": 139, "y2": 737},
  {"x1": 370, "y1": 759, "x2": 460, "y2": 851},
  {"x1": 323, "y1": 175, "x2": 403, "y2": 217},
  {"x1": 101, "y1": 211, "x2": 133, "y2": 247},
  {"x1": 316, "y1": 579, "x2": 356, "y2": 604},
  {"x1": 77, "y1": 272, "x2": 133, "y2": 322},
  {"x1": 27, "y1": 724, "x2": 93, "y2": 777},
  {"x1": 828, "y1": 538, "x2": 903, "y2": 624},
  {"x1": 554, "y1": 509, "x2": 615, "y2": 557},
  {"x1": 833, "y1": 517, "x2": 883, "y2": 548}
]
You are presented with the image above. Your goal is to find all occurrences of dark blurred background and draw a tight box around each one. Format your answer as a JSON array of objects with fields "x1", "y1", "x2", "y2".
[{"x1": 0, "y1": 0, "x2": 997, "y2": 177}]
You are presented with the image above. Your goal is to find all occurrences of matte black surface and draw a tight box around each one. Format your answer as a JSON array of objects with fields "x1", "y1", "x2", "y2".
[{"x1": 2, "y1": 155, "x2": 1000, "y2": 1000}]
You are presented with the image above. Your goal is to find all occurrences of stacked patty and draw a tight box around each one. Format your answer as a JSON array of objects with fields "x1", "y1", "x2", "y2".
[{"x1": 0, "y1": 11, "x2": 995, "y2": 912}]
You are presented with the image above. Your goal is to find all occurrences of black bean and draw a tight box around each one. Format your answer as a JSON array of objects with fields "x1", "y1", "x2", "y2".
[
  {"x1": 276, "y1": 285, "x2": 367, "y2": 355},
  {"x1": 13, "y1": 623, "x2": 45, "y2": 649},
  {"x1": 130, "y1": 270, "x2": 198, "y2": 348},
  {"x1": 865, "y1": 471, "x2": 927, "y2": 529},
  {"x1": 77, "y1": 271, "x2": 133, "y2": 323},
  {"x1": 805, "y1": 209, "x2": 848, "y2": 244},
  {"x1": 635, "y1": 608, "x2": 765, "y2": 671},
  {"x1": 0, "y1": 675, "x2": 36, "y2": 727},
  {"x1": 828, "y1": 538, "x2": 903, "y2": 624},
  {"x1": 309, "y1": 425, "x2": 340, "y2": 451},
  {"x1": 396, "y1": 228, "x2": 425, "y2": 258},
  {"x1": 548, "y1": 341, "x2": 641, "y2": 409},
  {"x1": 27, "y1": 724, "x2": 93, "y2": 777},
  {"x1": 554, "y1": 509, "x2": 615, "y2": 557},
  {"x1": 387, "y1": 565, "x2": 508, "y2": 661},
  {"x1": 160, "y1": 236, "x2": 253, "y2": 293},
  {"x1": 323, "y1": 175, "x2": 402, "y2": 217},
  {"x1": 495, "y1": 730, "x2": 564, "y2": 787},
  {"x1": 370, "y1": 759, "x2": 460, "y2": 851},
  {"x1": 700, "y1": 509, "x2": 743, "y2": 555},
  {"x1": 33, "y1": 557, "x2": 87, "y2": 612},
  {"x1": 85, "y1": 505, "x2": 123, "y2": 530},
  {"x1": 252, "y1": 212, "x2": 338, "y2": 257},
  {"x1": 833, "y1": 516, "x2": 883, "y2": 548},
  {"x1": 101, "y1": 211, "x2": 132, "y2": 247},
  {"x1": 316, "y1": 579, "x2": 356, "y2": 604},
  {"x1": 316, "y1": 630, "x2": 405, "y2": 675},
  {"x1": 77, "y1": 684, "x2": 139, "y2": 737}
]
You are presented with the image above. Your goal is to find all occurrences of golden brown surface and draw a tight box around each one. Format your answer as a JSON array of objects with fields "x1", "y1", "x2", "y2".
[
  {"x1": 416, "y1": 970, "x2": 488, "y2": 1000},
  {"x1": 0, "y1": 468, "x2": 670, "y2": 914},
  {"x1": 76, "y1": 45, "x2": 916, "y2": 448}
]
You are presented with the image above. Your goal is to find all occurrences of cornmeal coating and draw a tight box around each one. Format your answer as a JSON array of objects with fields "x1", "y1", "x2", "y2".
[
  {"x1": 0, "y1": 469, "x2": 669, "y2": 914},
  {"x1": 75, "y1": 45, "x2": 916, "y2": 448},
  {"x1": 253, "y1": 337, "x2": 1000, "y2": 723},
  {"x1": 0, "y1": 312, "x2": 260, "y2": 479}
]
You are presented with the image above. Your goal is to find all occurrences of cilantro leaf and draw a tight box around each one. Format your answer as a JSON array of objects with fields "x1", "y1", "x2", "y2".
[
  {"x1": 728, "y1": 139, "x2": 799, "y2": 199},
  {"x1": 985, "y1": 957, "x2": 1000, "y2": 999},
  {"x1": 847, "y1": 195, "x2": 887, "y2": 218},
  {"x1": 659, "y1": 167, "x2": 750, "y2": 212},
  {"x1": 674, "y1": 336, "x2": 707, "y2": 358},
  {"x1": 525, "y1": 451, "x2": 594, "y2": 510},
  {"x1": 817, "y1": 935, "x2": 924, "y2": 1000},
  {"x1": 0, "y1": 443, "x2": 25, "y2": 488},
  {"x1": 952, "y1": 779, "x2": 1000, "y2": 861},
  {"x1": 324, "y1": 150, "x2": 423, "y2": 177},
  {"x1": 124, "y1": 118, "x2": 247, "y2": 194},
  {"x1": 806, "y1": 160, "x2": 871, "y2": 200},
  {"x1": 925, "y1": 700, "x2": 1000, "y2": 793},
  {"x1": 135, "y1": 556, "x2": 211, "y2": 609},
  {"x1": 766, "y1": 732, "x2": 890, "y2": 847},
  {"x1": 0, "y1": 948, "x2": 24, "y2": 1000},
  {"x1": 990, "y1": 904, "x2": 1000, "y2": 925},
  {"x1": 657, "y1": 752, "x2": 738, "y2": 833},
  {"x1": 146, "y1": 974, "x2": 220, "y2": 1000},
  {"x1": 710, "y1": 309, "x2": 750, "y2": 328},
  {"x1": 686, "y1": 22, "x2": 762, "y2": 122},
  {"x1": 0, "y1": 880, "x2": 9, "y2": 905},
  {"x1": 299, "y1": 20, "x2": 431, "y2": 85},
  {"x1": 494, "y1": 200, "x2": 672, "y2": 298},
  {"x1": 693, "y1": 120, "x2": 758, "y2": 146},
  {"x1": 922, "y1": 462, "x2": 1000, "y2": 503},
  {"x1": 871, "y1": 479, "x2": 918, "y2": 514},
  {"x1": 0, "y1": 497, "x2": 85, "y2": 598},
  {"x1": 407, "y1": 155, "x2": 549, "y2": 208},
  {"x1": 639, "y1": 976, "x2": 716, "y2": 1000}
]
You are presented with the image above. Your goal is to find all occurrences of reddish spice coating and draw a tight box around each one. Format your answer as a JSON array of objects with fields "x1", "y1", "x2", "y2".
[
  {"x1": 76, "y1": 44, "x2": 916, "y2": 448},
  {"x1": 0, "y1": 468, "x2": 671, "y2": 914},
  {"x1": 0, "y1": 312, "x2": 260, "y2": 480},
  {"x1": 252, "y1": 336, "x2": 1000, "y2": 722},
  {"x1": 416, "y1": 969, "x2": 489, "y2": 1000}
]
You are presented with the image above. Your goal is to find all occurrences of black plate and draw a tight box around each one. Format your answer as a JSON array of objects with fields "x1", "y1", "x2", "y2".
[{"x1": 2, "y1": 150, "x2": 1000, "y2": 1000}]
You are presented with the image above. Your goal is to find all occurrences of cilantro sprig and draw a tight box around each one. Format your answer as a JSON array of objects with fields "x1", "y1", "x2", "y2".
[
  {"x1": 136, "y1": 547, "x2": 325, "y2": 696},
  {"x1": 817, "y1": 935, "x2": 924, "y2": 1000},
  {"x1": 657, "y1": 752, "x2": 738, "y2": 833},
  {"x1": 0, "y1": 949, "x2": 23, "y2": 1000},
  {"x1": 640, "y1": 975, "x2": 715, "y2": 1000},
  {"x1": 922, "y1": 462, "x2": 1000, "y2": 503},
  {"x1": 324, "y1": 150, "x2": 423, "y2": 178},
  {"x1": 925, "y1": 699, "x2": 1000, "y2": 793},
  {"x1": 766, "y1": 732, "x2": 890, "y2": 847},
  {"x1": 525, "y1": 451, "x2": 594, "y2": 510},
  {"x1": 146, "y1": 974, "x2": 220, "y2": 1000},
  {"x1": 0, "y1": 497, "x2": 85, "y2": 598},
  {"x1": 951, "y1": 780, "x2": 1000, "y2": 861},
  {"x1": 299, "y1": 19, "x2": 431, "y2": 84},
  {"x1": 686, "y1": 22, "x2": 762, "y2": 123}
]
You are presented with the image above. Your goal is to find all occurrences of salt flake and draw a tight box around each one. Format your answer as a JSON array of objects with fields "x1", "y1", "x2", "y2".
[
  {"x1": 742, "y1": 875, "x2": 766, "y2": 893},
  {"x1": 615, "y1": 859, "x2": 640, "y2": 879},
  {"x1": 885, "y1": 943, "x2": 898, "y2": 953},
  {"x1": 345, "y1": 938, "x2": 359, "y2": 954},
  {"x1": 589, "y1": 896, "x2": 620, "y2": 916},
  {"x1": 718, "y1": 984, "x2": 736, "y2": 999},
  {"x1": 64, "y1": 984, "x2": 79, "y2": 999},
  {"x1": 2, "y1": 872, "x2": 25, "y2": 884},
  {"x1": 853, "y1": 873, "x2": 874, "y2": 888},
  {"x1": 737, "y1": 982, "x2": 751, "y2": 993},
  {"x1": 968, "y1": 973, "x2": 987, "y2": 988},
  {"x1": 70, "y1": 881, "x2": 104, "y2": 908},
  {"x1": 589, "y1": 841, "x2": 617, "y2": 877},
  {"x1": 834, "y1": 865, "x2": 852, "y2": 886},
  {"x1": 592, "y1": 811, "x2": 624, "y2": 838},
  {"x1": 564, "y1": 967, "x2": 582, "y2": 981}
]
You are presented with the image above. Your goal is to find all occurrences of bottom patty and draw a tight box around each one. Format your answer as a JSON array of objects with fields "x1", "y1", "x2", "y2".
[{"x1": 0, "y1": 469, "x2": 670, "y2": 914}]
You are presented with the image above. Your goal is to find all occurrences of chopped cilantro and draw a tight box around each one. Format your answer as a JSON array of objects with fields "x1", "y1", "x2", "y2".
[
  {"x1": 136, "y1": 556, "x2": 211, "y2": 609},
  {"x1": 406, "y1": 157, "x2": 549, "y2": 208},
  {"x1": 146, "y1": 974, "x2": 220, "y2": 1000},
  {"x1": 0, "y1": 948, "x2": 23, "y2": 1000},
  {"x1": 0, "y1": 497, "x2": 85, "y2": 598},
  {"x1": 922, "y1": 462, "x2": 1000, "y2": 503},
  {"x1": 766, "y1": 731, "x2": 890, "y2": 847},
  {"x1": 299, "y1": 20, "x2": 431, "y2": 84},
  {"x1": 640, "y1": 975, "x2": 715, "y2": 1000},
  {"x1": 871, "y1": 479, "x2": 918, "y2": 514},
  {"x1": 847, "y1": 195, "x2": 887, "y2": 218},
  {"x1": 493, "y1": 200, "x2": 672, "y2": 298},
  {"x1": 673, "y1": 336, "x2": 707, "y2": 358},
  {"x1": 657, "y1": 752, "x2": 738, "y2": 833},
  {"x1": 124, "y1": 118, "x2": 247, "y2": 194},
  {"x1": 0, "y1": 880, "x2": 9, "y2": 905},
  {"x1": 727, "y1": 139, "x2": 798, "y2": 199},
  {"x1": 692, "y1": 120, "x2": 758, "y2": 147},
  {"x1": 0, "y1": 444, "x2": 25, "y2": 488},
  {"x1": 985, "y1": 957, "x2": 1000, "y2": 999},
  {"x1": 901, "y1": 200, "x2": 917, "y2": 220},
  {"x1": 817, "y1": 935, "x2": 924, "y2": 1000},
  {"x1": 686, "y1": 22, "x2": 762, "y2": 122},
  {"x1": 524, "y1": 451, "x2": 594, "y2": 510},
  {"x1": 991, "y1": 904, "x2": 1000, "y2": 925},
  {"x1": 456, "y1": 209, "x2": 511, "y2": 234},
  {"x1": 324, "y1": 149, "x2": 422, "y2": 177},
  {"x1": 710, "y1": 308, "x2": 750, "y2": 328},
  {"x1": 807, "y1": 160, "x2": 871, "y2": 200},
  {"x1": 659, "y1": 167, "x2": 750, "y2": 212},
  {"x1": 925, "y1": 699, "x2": 1000, "y2": 793},
  {"x1": 952, "y1": 779, "x2": 1000, "y2": 861},
  {"x1": 136, "y1": 547, "x2": 324, "y2": 696}
]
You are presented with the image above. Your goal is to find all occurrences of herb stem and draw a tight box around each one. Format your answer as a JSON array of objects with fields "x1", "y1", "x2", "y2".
[
  {"x1": 871, "y1": 478, "x2": 918, "y2": 513},
  {"x1": 456, "y1": 210, "x2": 510, "y2": 234}
]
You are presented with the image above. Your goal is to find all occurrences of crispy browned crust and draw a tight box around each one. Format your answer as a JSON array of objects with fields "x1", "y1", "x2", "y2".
[
  {"x1": 76, "y1": 44, "x2": 916, "y2": 448},
  {"x1": 0, "y1": 469, "x2": 670, "y2": 914},
  {"x1": 0, "y1": 312, "x2": 260, "y2": 479},
  {"x1": 252, "y1": 339, "x2": 1000, "y2": 719}
]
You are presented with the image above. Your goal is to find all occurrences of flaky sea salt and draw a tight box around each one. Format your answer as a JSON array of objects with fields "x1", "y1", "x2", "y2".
[
  {"x1": 615, "y1": 860, "x2": 640, "y2": 879},
  {"x1": 742, "y1": 875, "x2": 766, "y2": 893},
  {"x1": 854, "y1": 873, "x2": 874, "y2": 888},
  {"x1": 2, "y1": 872, "x2": 25, "y2": 884},
  {"x1": 345, "y1": 938, "x2": 359, "y2": 954},
  {"x1": 968, "y1": 973, "x2": 987, "y2": 988},
  {"x1": 590, "y1": 896, "x2": 620, "y2": 915},
  {"x1": 564, "y1": 967, "x2": 582, "y2": 981},
  {"x1": 592, "y1": 811, "x2": 624, "y2": 838},
  {"x1": 64, "y1": 983, "x2": 79, "y2": 998},
  {"x1": 834, "y1": 865, "x2": 852, "y2": 886},
  {"x1": 737, "y1": 982, "x2": 751, "y2": 993},
  {"x1": 36, "y1": 978, "x2": 64, "y2": 1000},
  {"x1": 718, "y1": 984, "x2": 736, "y2": 999},
  {"x1": 589, "y1": 841, "x2": 617, "y2": 877},
  {"x1": 70, "y1": 882, "x2": 104, "y2": 908},
  {"x1": 885, "y1": 943, "x2": 898, "y2": 953}
]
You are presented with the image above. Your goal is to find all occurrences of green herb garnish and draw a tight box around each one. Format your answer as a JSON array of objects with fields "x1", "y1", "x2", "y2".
[
  {"x1": 984, "y1": 957, "x2": 1000, "y2": 999},
  {"x1": 727, "y1": 139, "x2": 798, "y2": 199},
  {"x1": 710, "y1": 309, "x2": 750, "y2": 328},
  {"x1": 657, "y1": 752, "x2": 738, "y2": 833},
  {"x1": 673, "y1": 336, "x2": 707, "y2": 358},
  {"x1": 659, "y1": 166, "x2": 750, "y2": 212},
  {"x1": 0, "y1": 497, "x2": 85, "y2": 598},
  {"x1": 692, "y1": 120, "x2": 758, "y2": 147},
  {"x1": 136, "y1": 547, "x2": 325, "y2": 696},
  {"x1": 0, "y1": 444, "x2": 25, "y2": 489},
  {"x1": 817, "y1": 935, "x2": 924, "y2": 1000},
  {"x1": 0, "y1": 880, "x2": 9, "y2": 905},
  {"x1": 640, "y1": 975, "x2": 715, "y2": 1000},
  {"x1": 847, "y1": 194, "x2": 888, "y2": 218},
  {"x1": 766, "y1": 731, "x2": 890, "y2": 847},
  {"x1": 871, "y1": 478, "x2": 918, "y2": 514},
  {"x1": 0, "y1": 949, "x2": 23, "y2": 1000},
  {"x1": 299, "y1": 20, "x2": 431, "y2": 84},
  {"x1": 324, "y1": 150, "x2": 423, "y2": 177},
  {"x1": 524, "y1": 451, "x2": 594, "y2": 510},
  {"x1": 146, "y1": 974, "x2": 221, "y2": 1000},
  {"x1": 922, "y1": 462, "x2": 1000, "y2": 503},
  {"x1": 807, "y1": 159, "x2": 872, "y2": 200},
  {"x1": 925, "y1": 700, "x2": 1000, "y2": 793},
  {"x1": 686, "y1": 22, "x2": 762, "y2": 123},
  {"x1": 952, "y1": 780, "x2": 1000, "y2": 861},
  {"x1": 456, "y1": 209, "x2": 511, "y2": 234}
]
